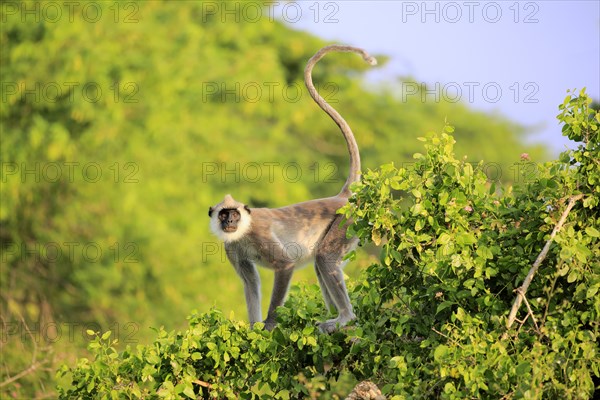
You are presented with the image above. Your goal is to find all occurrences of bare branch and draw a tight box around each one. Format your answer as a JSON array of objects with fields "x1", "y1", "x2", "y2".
[
  {"x1": 0, "y1": 313, "x2": 51, "y2": 389},
  {"x1": 506, "y1": 194, "x2": 584, "y2": 331}
]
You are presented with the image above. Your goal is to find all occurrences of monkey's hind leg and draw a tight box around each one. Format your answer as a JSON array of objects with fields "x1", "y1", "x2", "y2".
[
  {"x1": 315, "y1": 216, "x2": 358, "y2": 333},
  {"x1": 315, "y1": 265, "x2": 336, "y2": 314}
]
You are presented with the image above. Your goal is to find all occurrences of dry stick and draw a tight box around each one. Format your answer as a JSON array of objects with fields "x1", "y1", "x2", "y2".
[
  {"x1": 193, "y1": 379, "x2": 212, "y2": 388},
  {"x1": 506, "y1": 194, "x2": 584, "y2": 331},
  {"x1": 518, "y1": 288, "x2": 540, "y2": 332}
]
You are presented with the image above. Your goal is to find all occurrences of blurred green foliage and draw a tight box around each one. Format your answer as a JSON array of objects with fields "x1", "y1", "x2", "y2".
[{"x1": 2, "y1": 1, "x2": 546, "y2": 397}]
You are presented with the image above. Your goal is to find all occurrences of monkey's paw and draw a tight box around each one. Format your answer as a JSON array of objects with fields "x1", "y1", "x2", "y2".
[
  {"x1": 263, "y1": 320, "x2": 277, "y2": 331},
  {"x1": 318, "y1": 314, "x2": 356, "y2": 334}
]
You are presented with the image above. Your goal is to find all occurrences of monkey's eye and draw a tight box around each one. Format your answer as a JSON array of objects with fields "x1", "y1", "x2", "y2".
[{"x1": 218, "y1": 209, "x2": 241, "y2": 222}]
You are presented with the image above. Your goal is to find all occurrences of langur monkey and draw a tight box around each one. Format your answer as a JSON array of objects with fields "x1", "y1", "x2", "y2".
[{"x1": 209, "y1": 45, "x2": 377, "y2": 333}]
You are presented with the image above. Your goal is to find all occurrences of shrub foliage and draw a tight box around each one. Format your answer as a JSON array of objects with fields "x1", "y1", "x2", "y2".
[{"x1": 58, "y1": 90, "x2": 599, "y2": 399}]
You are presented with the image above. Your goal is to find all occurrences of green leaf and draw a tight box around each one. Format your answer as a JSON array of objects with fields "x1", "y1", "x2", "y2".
[
  {"x1": 586, "y1": 283, "x2": 599, "y2": 299},
  {"x1": 438, "y1": 231, "x2": 453, "y2": 243},
  {"x1": 415, "y1": 218, "x2": 424, "y2": 231},
  {"x1": 182, "y1": 384, "x2": 196, "y2": 399},
  {"x1": 476, "y1": 246, "x2": 493, "y2": 260},
  {"x1": 557, "y1": 265, "x2": 570, "y2": 276},
  {"x1": 146, "y1": 353, "x2": 161, "y2": 364},
  {"x1": 456, "y1": 232, "x2": 477, "y2": 245},
  {"x1": 567, "y1": 270, "x2": 579, "y2": 283},
  {"x1": 516, "y1": 361, "x2": 531, "y2": 375},
  {"x1": 302, "y1": 326, "x2": 315, "y2": 336},
  {"x1": 433, "y1": 345, "x2": 450, "y2": 362},
  {"x1": 436, "y1": 301, "x2": 454, "y2": 314},
  {"x1": 574, "y1": 243, "x2": 592, "y2": 262}
]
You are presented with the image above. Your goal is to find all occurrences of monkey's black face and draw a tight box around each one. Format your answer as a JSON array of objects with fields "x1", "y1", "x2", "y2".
[{"x1": 218, "y1": 209, "x2": 241, "y2": 232}]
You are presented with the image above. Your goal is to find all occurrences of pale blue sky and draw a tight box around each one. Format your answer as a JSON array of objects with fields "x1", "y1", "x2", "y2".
[{"x1": 275, "y1": 1, "x2": 600, "y2": 155}]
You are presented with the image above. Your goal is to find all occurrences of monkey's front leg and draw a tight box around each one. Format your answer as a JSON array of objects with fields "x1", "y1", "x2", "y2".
[
  {"x1": 264, "y1": 267, "x2": 294, "y2": 331},
  {"x1": 233, "y1": 259, "x2": 262, "y2": 327}
]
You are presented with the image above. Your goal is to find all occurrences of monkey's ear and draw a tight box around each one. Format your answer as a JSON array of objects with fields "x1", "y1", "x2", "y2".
[
  {"x1": 244, "y1": 205, "x2": 251, "y2": 214},
  {"x1": 208, "y1": 207, "x2": 214, "y2": 217}
]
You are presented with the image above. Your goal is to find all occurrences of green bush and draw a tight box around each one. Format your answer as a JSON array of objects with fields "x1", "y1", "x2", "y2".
[{"x1": 58, "y1": 90, "x2": 599, "y2": 399}]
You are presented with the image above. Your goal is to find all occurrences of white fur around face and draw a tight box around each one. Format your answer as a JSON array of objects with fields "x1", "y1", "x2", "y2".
[{"x1": 210, "y1": 207, "x2": 252, "y2": 243}]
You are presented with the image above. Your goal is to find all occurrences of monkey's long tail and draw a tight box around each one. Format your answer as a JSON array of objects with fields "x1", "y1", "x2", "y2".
[{"x1": 304, "y1": 45, "x2": 377, "y2": 197}]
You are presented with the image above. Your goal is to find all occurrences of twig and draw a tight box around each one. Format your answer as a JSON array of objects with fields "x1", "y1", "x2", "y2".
[
  {"x1": 193, "y1": 379, "x2": 212, "y2": 388},
  {"x1": 0, "y1": 363, "x2": 42, "y2": 388},
  {"x1": 432, "y1": 327, "x2": 463, "y2": 349},
  {"x1": 518, "y1": 288, "x2": 540, "y2": 332},
  {"x1": 505, "y1": 194, "x2": 583, "y2": 331},
  {"x1": 542, "y1": 274, "x2": 559, "y2": 323}
]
